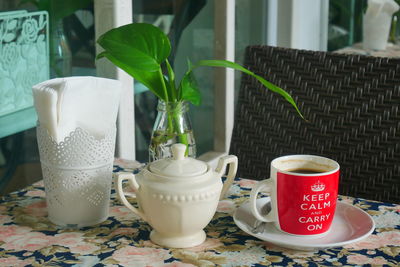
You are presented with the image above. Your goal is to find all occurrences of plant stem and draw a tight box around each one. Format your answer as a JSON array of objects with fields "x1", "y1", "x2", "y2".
[
  {"x1": 166, "y1": 102, "x2": 189, "y2": 155},
  {"x1": 150, "y1": 101, "x2": 192, "y2": 160},
  {"x1": 158, "y1": 68, "x2": 169, "y2": 102},
  {"x1": 165, "y1": 59, "x2": 177, "y2": 101},
  {"x1": 158, "y1": 69, "x2": 175, "y2": 135},
  {"x1": 172, "y1": 102, "x2": 189, "y2": 154}
]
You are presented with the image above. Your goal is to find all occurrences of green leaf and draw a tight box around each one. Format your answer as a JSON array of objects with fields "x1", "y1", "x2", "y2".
[
  {"x1": 194, "y1": 60, "x2": 304, "y2": 118},
  {"x1": 98, "y1": 52, "x2": 168, "y2": 101},
  {"x1": 97, "y1": 23, "x2": 172, "y2": 101},
  {"x1": 97, "y1": 23, "x2": 171, "y2": 72},
  {"x1": 179, "y1": 67, "x2": 201, "y2": 106},
  {"x1": 97, "y1": 47, "x2": 160, "y2": 72}
]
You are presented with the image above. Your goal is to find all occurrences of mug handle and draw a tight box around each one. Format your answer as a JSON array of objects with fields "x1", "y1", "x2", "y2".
[
  {"x1": 216, "y1": 155, "x2": 238, "y2": 200},
  {"x1": 116, "y1": 172, "x2": 147, "y2": 221},
  {"x1": 249, "y1": 179, "x2": 276, "y2": 222}
]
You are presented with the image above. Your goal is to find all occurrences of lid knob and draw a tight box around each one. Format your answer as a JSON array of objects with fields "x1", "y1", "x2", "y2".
[
  {"x1": 149, "y1": 143, "x2": 207, "y2": 177},
  {"x1": 172, "y1": 144, "x2": 186, "y2": 160}
]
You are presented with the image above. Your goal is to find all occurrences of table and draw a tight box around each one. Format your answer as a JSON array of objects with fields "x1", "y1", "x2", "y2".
[
  {"x1": 334, "y1": 42, "x2": 400, "y2": 58},
  {"x1": 0, "y1": 159, "x2": 399, "y2": 266}
]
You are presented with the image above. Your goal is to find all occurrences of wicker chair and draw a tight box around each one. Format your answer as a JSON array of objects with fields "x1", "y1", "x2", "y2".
[{"x1": 230, "y1": 45, "x2": 400, "y2": 204}]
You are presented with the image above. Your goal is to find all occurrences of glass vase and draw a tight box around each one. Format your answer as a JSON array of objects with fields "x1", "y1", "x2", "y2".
[
  {"x1": 149, "y1": 101, "x2": 196, "y2": 162},
  {"x1": 49, "y1": 20, "x2": 72, "y2": 78}
]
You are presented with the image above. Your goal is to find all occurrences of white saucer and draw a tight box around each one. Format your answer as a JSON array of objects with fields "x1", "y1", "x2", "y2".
[{"x1": 233, "y1": 197, "x2": 375, "y2": 251}]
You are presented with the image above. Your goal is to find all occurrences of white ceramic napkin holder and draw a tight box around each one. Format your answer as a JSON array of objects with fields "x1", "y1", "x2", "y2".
[{"x1": 37, "y1": 124, "x2": 116, "y2": 227}]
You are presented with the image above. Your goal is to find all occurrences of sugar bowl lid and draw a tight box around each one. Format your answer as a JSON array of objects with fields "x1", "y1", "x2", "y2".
[{"x1": 148, "y1": 144, "x2": 208, "y2": 177}]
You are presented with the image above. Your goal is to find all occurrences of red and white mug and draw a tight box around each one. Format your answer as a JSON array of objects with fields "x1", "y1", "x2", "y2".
[{"x1": 250, "y1": 155, "x2": 340, "y2": 236}]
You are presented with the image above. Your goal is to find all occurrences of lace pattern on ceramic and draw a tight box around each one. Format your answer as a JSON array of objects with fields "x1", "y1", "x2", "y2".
[
  {"x1": 37, "y1": 126, "x2": 116, "y2": 168},
  {"x1": 36, "y1": 125, "x2": 116, "y2": 228}
]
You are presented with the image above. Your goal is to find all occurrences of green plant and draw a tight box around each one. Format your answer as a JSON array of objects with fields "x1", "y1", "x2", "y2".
[
  {"x1": 97, "y1": 23, "x2": 302, "y2": 112},
  {"x1": 96, "y1": 23, "x2": 303, "y2": 155}
]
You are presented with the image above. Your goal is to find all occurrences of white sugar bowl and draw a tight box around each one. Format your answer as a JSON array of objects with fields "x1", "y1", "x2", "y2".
[{"x1": 116, "y1": 144, "x2": 238, "y2": 248}]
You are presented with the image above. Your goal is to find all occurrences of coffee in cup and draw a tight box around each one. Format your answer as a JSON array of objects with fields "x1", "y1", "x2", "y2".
[{"x1": 250, "y1": 155, "x2": 340, "y2": 236}]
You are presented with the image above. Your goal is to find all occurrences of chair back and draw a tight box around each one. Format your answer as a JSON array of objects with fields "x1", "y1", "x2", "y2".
[{"x1": 230, "y1": 45, "x2": 400, "y2": 203}]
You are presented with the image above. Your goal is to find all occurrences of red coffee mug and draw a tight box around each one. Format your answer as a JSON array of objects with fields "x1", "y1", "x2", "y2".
[{"x1": 250, "y1": 155, "x2": 340, "y2": 236}]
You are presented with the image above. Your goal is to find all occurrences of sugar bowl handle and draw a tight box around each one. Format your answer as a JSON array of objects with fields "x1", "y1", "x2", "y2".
[
  {"x1": 116, "y1": 172, "x2": 147, "y2": 221},
  {"x1": 216, "y1": 155, "x2": 238, "y2": 200}
]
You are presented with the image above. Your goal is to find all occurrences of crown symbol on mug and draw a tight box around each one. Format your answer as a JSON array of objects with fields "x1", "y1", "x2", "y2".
[{"x1": 311, "y1": 181, "x2": 325, "y2": 192}]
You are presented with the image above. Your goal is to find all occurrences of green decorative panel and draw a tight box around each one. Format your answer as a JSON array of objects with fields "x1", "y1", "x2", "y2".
[{"x1": 0, "y1": 11, "x2": 49, "y2": 138}]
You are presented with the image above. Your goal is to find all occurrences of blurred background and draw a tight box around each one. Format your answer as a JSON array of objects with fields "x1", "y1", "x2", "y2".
[{"x1": 1, "y1": 0, "x2": 399, "y2": 195}]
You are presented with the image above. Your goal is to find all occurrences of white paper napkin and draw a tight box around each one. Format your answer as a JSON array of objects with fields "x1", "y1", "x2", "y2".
[
  {"x1": 366, "y1": 0, "x2": 399, "y2": 18},
  {"x1": 32, "y1": 76, "x2": 122, "y2": 142},
  {"x1": 363, "y1": 0, "x2": 399, "y2": 50}
]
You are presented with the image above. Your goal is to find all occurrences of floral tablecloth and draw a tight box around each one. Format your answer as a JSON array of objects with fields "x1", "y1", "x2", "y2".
[{"x1": 0, "y1": 159, "x2": 399, "y2": 266}]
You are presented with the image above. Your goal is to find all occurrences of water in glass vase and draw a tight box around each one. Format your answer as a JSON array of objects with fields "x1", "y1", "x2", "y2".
[
  {"x1": 149, "y1": 101, "x2": 196, "y2": 162},
  {"x1": 149, "y1": 129, "x2": 196, "y2": 161}
]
